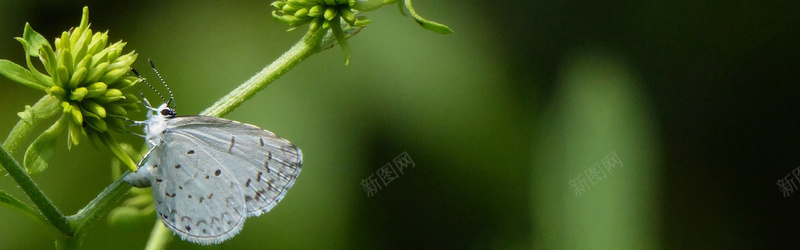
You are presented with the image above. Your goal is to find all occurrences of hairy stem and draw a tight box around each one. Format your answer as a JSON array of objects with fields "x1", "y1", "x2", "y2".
[
  {"x1": 200, "y1": 28, "x2": 326, "y2": 117},
  {"x1": 0, "y1": 147, "x2": 72, "y2": 236},
  {"x1": 2, "y1": 95, "x2": 59, "y2": 155}
]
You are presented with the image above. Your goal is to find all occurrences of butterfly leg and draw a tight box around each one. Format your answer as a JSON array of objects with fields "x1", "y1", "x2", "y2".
[
  {"x1": 139, "y1": 92, "x2": 159, "y2": 112},
  {"x1": 123, "y1": 146, "x2": 158, "y2": 187}
]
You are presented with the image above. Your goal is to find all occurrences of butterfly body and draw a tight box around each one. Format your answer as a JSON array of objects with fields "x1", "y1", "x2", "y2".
[{"x1": 124, "y1": 103, "x2": 302, "y2": 245}]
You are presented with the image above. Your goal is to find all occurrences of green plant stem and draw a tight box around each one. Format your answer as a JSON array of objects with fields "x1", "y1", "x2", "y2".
[
  {"x1": 0, "y1": 147, "x2": 72, "y2": 236},
  {"x1": 2, "y1": 95, "x2": 59, "y2": 155},
  {"x1": 55, "y1": 236, "x2": 79, "y2": 250},
  {"x1": 200, "y1": 27, "x2": 326, "y2": 118},
  {"x1": 144, "y1": 221, "x2": 172, "y2": 250}
]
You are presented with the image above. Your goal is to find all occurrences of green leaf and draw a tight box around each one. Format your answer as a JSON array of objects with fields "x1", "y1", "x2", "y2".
[
  {"x1": 21, "y1": 23, "x2": 50, "y2": 57},
  {"x1": 15, "y1": 96, "x2": 60, "y2": 126},
  {"x1": 318, "y1": 21, "x2": 365, "y2": 52},
  {"x1": 329, "y1": 21, "x2": 351, "y2": 65},
  {"x1": 24, "y1": 115, "x2": 67, "y2": 174},
  {"x1": 15, "y1": 38, "x2": 53, "y2": 86},
  {"x1": 0, "y1": 190, "x2": 48, "y2": 226},
  {"x1": 403, "y1": 0, "x2": 453, "y2": 34},
  {"x1": 96, "y1": 131, "x2": 137, "y2": 171},
  {"x1": 40, "y1": 43, "x2": 58, "y2": 79},
  {"x1": 0, "y1": 60, "x2": 46, "y2": 91}
]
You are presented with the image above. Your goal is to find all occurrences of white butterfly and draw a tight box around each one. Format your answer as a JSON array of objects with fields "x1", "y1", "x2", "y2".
[{"x1": 123, "y1": 64, "x2": 302, "y2": 245}]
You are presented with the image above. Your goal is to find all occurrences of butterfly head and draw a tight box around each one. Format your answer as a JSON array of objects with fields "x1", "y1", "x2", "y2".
[{"x1": 157, "y1": 103, "x2": 177, "y2": 118}]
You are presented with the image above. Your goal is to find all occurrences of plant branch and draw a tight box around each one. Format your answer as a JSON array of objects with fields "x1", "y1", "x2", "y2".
[
  {"x1": 2, "y1": 95, "x2": 59, "y2": 155},
  {"x1": 200, "y1": 28, "x2": 326, "y2": 117},
  {"x1": 0, "y1": 147, "x2": 72, "y2": 236}
]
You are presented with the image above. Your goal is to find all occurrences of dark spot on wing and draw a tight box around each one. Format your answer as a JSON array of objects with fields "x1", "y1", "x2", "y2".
[
  {"x1": 208, "y1": 193, "x2": 213, "y2": 199},
  {"x1": 257, "y1": 172, "x2": 263, "y2": 182},
  {"x1": 188, "y1": 195, "x2": 192, "y2": 199},
  {"x1": 178, "y1": 186, "x2": 183, "y2": 190},
  {"x1": 199, "y1": 197, "x2": 204, "y2": 203},
  {"x1": 166, "y1": 192, "x2": 176, "y2": 198},
  {"x1": 245, "y1": 195, "x2": 253, "y2": 202},
  {"x1": 174, "y1": 164, "x2": 181, "y2": 169},
  {"x1": 153, "y1": 164, "x2": 158, "y2": 168},
  {"x1": 260, "y1": 138, "x2": 265, "y2": 147},
  {"x1": 264, "y1": 161, "x2": 270, "y2": 173},
  {"x1": 255, "y1": 190, "x2": 266, "y2": 201},
  {"x1": 245, "y1": 178, "x2": 251, "y2": 187},
  {"x1": 228, "y1": 136, "x2": 236, "y2": 153},
  {"x1": 267, "y1": 151, "x2": 272, "y2": 161},
  {"x1": 185, "y1": 225, "x2": 191, "y2": 232},
  {"x1": 215, "y1": 169, "x2": 221, "y2": 176},
  {"x1": 156, "y1": 178, "x2": 163, "y2": 183},
  {"x1": 205, "y1": 175, "x2": 210, "y2": 179},
  {"x1": 187, "y1": 150, "x2": 194, "y2": 154}
]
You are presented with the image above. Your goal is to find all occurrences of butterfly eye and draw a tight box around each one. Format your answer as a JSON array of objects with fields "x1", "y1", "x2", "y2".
[{"x1": 160, "y1": 108, "x2": 175, "y2": 117}]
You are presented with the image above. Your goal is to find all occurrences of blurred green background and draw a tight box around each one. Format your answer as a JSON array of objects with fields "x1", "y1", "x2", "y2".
[{"x1": 1, "y1": 0, "x2": 798, "y2": 249}]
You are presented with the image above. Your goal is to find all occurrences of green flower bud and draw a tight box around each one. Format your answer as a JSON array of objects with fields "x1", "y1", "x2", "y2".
[
  {"x1": 84, "y1": 112, "x2": 107, "y2": 132},
  {"x1": 106, "y1": 41, "x2": 126, "y2": 61},
  {"x1": 87, "y1": 31, "x2": 107, "y2": 55},
  {"x1": 283, "y1": 3, "x2": 301, "y2": 12},
  {"x1": 57, "y1": 65, "x2": 70, "y2": 87},
  {"x1": 47, "y1": 86, "x2": 66, "y2": 99},
  {"x1": 105, "y1": 115, "x2": 125, "y2": 133},
  {"x1": 57, "y1": 31, "x2": 70, "y2": 51},
  {"x1": 65, "y1": 102, "x2": 83, "y2": 125},
  {"x1": 90, "y1": 51, "x2": 109, "y2": 69},
  {"x1": 84, "y1": 82, "x2": 107, "y2": 98},
  {"x1": 98, "y1": 67, "x2": 127, "y2": 84},
  {"x1": 94, "y1": 95, "x2": 125, "y2": 104},
  {"x1": 340, "y1": 8, "x2": 356, "y2": 24},
  {"x1": 70, "y1": 87, "x2": 87, "y2": 101},
  {"x1": 324, "y1": 7, "x2": 337, "y2": 20},
  {"x1": 309, "y1": 17, "x2": 323, "y2": 31},
  {"x1": 308, "y1": 5, "x2": 324, "y2": 17},
  {"x1": 107, "y1": 51, "x2": 136, "y2": 71},
  {"x1": 104, "y1": 103, "x2": 127, "y2": 116},
  {"x1": 68, "y1": 119, "x2": 81, "y2": 148},
  {"x1": 85, "y1": 62, "x2": 109, "y2": 83},
  {"x1": 60, "y1": 49, "x2": 74, "y2": 72},
  {"x1": 108, "y1": 76, "x2": 138, "y2": 90},
  {"x1": 104, "y1": 88, "x2": 123, "y2": 97},
  {"x1": 68, "y1": 66, "x2": 87, "y2": 88},
  {"x1": 72, "y1": 29, "x2": 91, "y2": 59},
  {"x1": 75, "y1": 55, "x2": 90, "y2": 72},
  {"x1": 294, "y1": 8, "x2": 309, "y2": 18},
  {"x1": 82, "y1": 100, "x2": 106, "y2": 118}
]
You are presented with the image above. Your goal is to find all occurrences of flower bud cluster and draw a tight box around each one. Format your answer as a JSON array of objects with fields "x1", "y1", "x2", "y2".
[
  {"x1": 271, "y1": 0, "x2": 370, "y2": 31},
  {"x1": 42, "y1": 7, "x2": 140, "y2": 147}
]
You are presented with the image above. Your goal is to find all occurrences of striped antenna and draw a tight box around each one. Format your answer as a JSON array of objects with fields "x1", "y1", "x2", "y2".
[
  {"x1": 130, "y1": 67, "x2": 166, "y2": 105},
  {"x1": 148, "y1": 59, "x2": 175, "y2": 109}
]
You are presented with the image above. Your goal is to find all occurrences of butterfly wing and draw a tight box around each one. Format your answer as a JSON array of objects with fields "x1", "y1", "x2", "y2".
[
  {"x1": 165, "y1": 116, "x2": 302, "y2": 217},
  {"x1": 147, "y1": 130, "x2": 247, "y2": 245}
]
